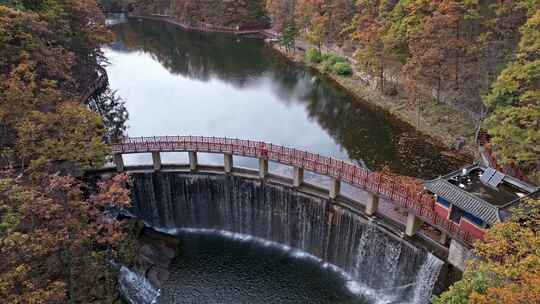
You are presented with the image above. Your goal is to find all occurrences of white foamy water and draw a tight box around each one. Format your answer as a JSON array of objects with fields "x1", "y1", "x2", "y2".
[
  {"x1": 118, "y1": 266, "x2": 160, "y2": 304},
  {"x1": 153, "y1": 227, "x2": 437, "y2": 304}
]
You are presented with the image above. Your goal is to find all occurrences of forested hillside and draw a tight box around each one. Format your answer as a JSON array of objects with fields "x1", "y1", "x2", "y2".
[
  {"x1": 267, "y1": 0, "x2": 539, "y2": 182},
  {"x1": 1, "y1": 0, "x2": 111, "y2": 171},
  {"x1": 0, "y1": 1, "x2": 134, "y2": 302}
]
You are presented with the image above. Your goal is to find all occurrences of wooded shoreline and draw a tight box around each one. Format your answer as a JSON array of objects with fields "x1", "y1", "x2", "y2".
[{"x1": 269, "y1": 41, "x2": 476, "y2": 160}]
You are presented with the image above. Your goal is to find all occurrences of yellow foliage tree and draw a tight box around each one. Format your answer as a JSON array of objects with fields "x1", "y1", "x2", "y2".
[
  {"x1": 434, "y1": 198, "x2": 540, "y2": 304},
  {"x1": 15, "y1": 102, "x2": 110, "y2": 172}
]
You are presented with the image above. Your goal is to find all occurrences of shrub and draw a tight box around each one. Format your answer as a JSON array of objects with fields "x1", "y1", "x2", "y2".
[
  {"x1": 326, "y1": 54, "x2": 347, "y2": 65},
  {"x1": 321, "y1": 53, "x2": 331, "y2": 61},
  {"x1": 332, "y1": 62, "x2": 353, "y2": 76},
  {"x1": 305, "y1": 48, "x2": 322, "y2": 63},
  {"x1": 313, "y1": 51, "x2": 352, "y2": 76},
  {"x1": 321, "y1": 60, "x2": 333, "y2": 73}
]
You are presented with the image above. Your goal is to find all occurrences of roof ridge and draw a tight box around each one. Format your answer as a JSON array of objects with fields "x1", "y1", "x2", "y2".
[
  {"x1": 425, "y1": 178, "x2": 500, "y2": 224},
  {"x1": 438, "y1": 179, "x2": 499, "y2": 212}
]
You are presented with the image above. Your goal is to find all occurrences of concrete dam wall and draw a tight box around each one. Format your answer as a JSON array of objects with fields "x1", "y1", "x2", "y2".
[{"x1": 130, "y1": 171, "x2": 448, "y2": 303}]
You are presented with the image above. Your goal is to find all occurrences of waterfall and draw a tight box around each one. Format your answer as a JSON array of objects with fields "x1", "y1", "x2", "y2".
[
  {"x1": 412, "y1": 254, "x2": 444, "y2": 304},
  {"x1": 131, "y1": 172, "x2": 445, "y2": 304},
  {"x1": 118, "y1": 266, "x2": 160, "y2": 304}
]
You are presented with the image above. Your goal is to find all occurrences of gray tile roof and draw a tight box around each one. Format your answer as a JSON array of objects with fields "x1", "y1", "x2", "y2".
[{"x1": 424, "y1": 179, "x2": 501, "y2": 225}]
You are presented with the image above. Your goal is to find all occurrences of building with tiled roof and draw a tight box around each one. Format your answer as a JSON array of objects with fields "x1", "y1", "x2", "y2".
[{"x1": 424, "y1": 164, "x2": 538, "y2": 240}]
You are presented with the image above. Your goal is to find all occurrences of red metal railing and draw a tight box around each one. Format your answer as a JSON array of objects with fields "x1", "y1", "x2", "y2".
[{"x1": 112, "y1": 135, "x2": 476, "y2": 244}]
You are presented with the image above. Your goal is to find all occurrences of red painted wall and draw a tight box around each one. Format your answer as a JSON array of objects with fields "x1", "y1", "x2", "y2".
[
  {"x1": 435, "y1": 203, "x2": 450, "y2": 219},
  {"x1": 460, "y1": 218, "x2": 486, "y2": 240},
  {"x1": 435, "y1": 202, "x2": 486, "y2": 240}
]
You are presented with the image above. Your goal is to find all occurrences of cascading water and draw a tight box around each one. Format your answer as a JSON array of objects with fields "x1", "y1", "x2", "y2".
[
  {"x1": 130, "y1": 172, "x2": 444, "y2": 304},
  {"x1": 118, "y1": 266, "x2": 160, "y2": 304},
  {"x1": 412, "y1": 254, "x2": 444, "y2": 304}
]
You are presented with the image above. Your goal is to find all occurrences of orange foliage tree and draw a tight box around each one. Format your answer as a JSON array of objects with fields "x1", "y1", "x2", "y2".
[
  {"x1": 0, "y1": 173, "x2": 133, "y2": 303},
  {"x1": 434, "y1": 198, "x2": 540, "y2": 304}
]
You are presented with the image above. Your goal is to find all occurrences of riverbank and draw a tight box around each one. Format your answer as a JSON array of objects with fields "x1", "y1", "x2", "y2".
[{"x1": 270, "y1": 43, "x2": 478, "y2": 159}]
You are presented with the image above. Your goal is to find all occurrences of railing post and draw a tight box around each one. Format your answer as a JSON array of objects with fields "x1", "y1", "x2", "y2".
[
  {"x1": 405, "y1": 212, "x2": 423, "y2": 237},
  {"x1": 293, "y1": 167, "x2": 304, "y2": 187},
  {"x1": 114, "y1": 154, "x2": 124, "y2": 172},
  {"x1": 365, "y1": 193, "x2": 379, "y2": 216},
  {"x1": 224, "y1": 153, "x2": 233, "y2": 173},
  {"x1": 152, "y1": 151, "x2": 161, "y2": 171},
  {"x1": 259, "y1": 158, "x2": 268, "y2": 179},
  {"x1": 329, "y1": 177, "x2": 340, "y2": 199},
  {"x1": 189, "y1": 151, "x2": 198, "y2": 172}
]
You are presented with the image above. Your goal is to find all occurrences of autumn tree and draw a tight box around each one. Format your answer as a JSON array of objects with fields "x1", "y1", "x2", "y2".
[
  {"x1": 306, "y1": 13, "x2": 328, "y2": 52},
  {"x1": 0, "y1": 172, "x2": 133, "y2": 303},
  {"x1": 294, "y1": 0, "x2": 327, "y2": 51},
  {"x1": 0, "y1": 3, "x2": 133, "y2": 302},
  {"x1": 266, "y1": 0, "x2": 297, "y2": 32},
  {"x1": 434, "y1": 198, "x2": 540, "y2": 303},
  {"x1": 0, "y1": 0, "x2": 112, "y2": 90},
  {"x1": 294, "y1": 0, "x2": 355, "y2": 45},
  {"x1": 483, "y1": 8, "x2": 540, "y2": 182},
  {"x1": 0, "y1": 5, "x2": 75, "y2": 124},
  {"x1": 403, "y1": 1, "x2": 468, "y2": 104},
  {"x1": 480, "y1": 1, "x2": 537, "y2": 84},
  {"x1": 280, "y1": 19, "x2": 299, "y2": 52},
  {"x1": 325, "y1": 0, "x2": 356, "y2": 43},
  {"x1": 294, "y1": 0, "x2": 316, "y2": 26},
  {"x1": 15, "y1": 102, "x2": 110, "y2": 173},
  {"x1": 0, "y1": 2, "x2": 120, "y2": 171},
  {"x1": 351, "y1": 0, "x2": 400, "y2": 93}
]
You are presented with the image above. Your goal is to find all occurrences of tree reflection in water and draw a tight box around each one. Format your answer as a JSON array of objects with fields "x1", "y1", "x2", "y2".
[{"x1": 106, "y1": 18, "x2": 466, "y2": 178}]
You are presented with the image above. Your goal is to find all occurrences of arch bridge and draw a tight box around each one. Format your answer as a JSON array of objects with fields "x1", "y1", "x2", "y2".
[{"x1": 107, "y1": 135, "x2": 478, "y2": 250}]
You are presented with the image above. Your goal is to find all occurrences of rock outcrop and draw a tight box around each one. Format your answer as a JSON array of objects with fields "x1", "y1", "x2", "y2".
[{"x1": 138, "y1": 229, "x2": 179, "y2": 288}]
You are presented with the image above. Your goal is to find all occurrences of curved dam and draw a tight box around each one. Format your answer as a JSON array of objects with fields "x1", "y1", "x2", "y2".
[{"x1": 129, "y1": 171, "x2": 451, "y2": 303}]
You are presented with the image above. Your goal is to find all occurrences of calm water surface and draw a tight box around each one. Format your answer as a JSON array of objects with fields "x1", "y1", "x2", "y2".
[{"x1": 105, "y1": 18, "x2": 460, "y2": 178}]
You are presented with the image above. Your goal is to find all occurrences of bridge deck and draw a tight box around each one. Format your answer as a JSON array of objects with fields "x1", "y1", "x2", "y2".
[
  {"x1": 109, "y1": 135, "x2": 479, "y2": 245},
  {"x1": 92, "y1": 163, "x2": 450, "y2": 259}
]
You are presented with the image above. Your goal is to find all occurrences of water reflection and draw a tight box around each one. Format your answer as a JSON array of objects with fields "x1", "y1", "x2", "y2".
[{"x1": 105, "y1": 18, "x2": 462, "y2": 178}]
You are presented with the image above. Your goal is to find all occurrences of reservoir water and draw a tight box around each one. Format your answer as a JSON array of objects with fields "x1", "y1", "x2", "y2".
[{"x1": 105, "y1": 18, "x2": 461, "y2": 178}]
